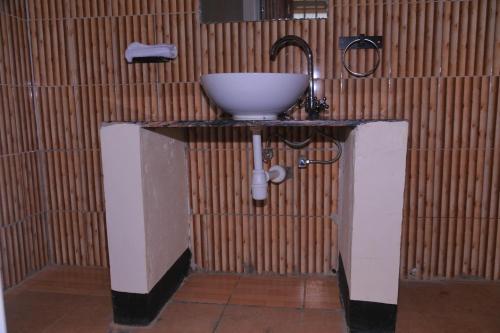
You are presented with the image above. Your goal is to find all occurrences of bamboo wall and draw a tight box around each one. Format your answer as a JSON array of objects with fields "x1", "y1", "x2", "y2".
[
  {"x1": 0, "y1": 0, "x2": 48, "y2": 289},
  {"x1": 0, "y1": 0, "x2": 499, "y2": 285}
]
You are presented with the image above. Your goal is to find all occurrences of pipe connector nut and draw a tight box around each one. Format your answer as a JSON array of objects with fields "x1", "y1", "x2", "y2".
[{"x1": 298, "y1": 156, "x2": 310, "y2": 168}]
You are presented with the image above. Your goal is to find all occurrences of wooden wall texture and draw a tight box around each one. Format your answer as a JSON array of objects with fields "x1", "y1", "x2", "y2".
[
  {"x1": 0, "y1": 0, "x2": 499, "y2": 286},
  {"x1": 0, "y1": 1, "x2": 48, "y2": 289}
]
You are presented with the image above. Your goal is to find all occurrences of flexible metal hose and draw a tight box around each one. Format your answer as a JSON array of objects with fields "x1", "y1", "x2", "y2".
[
  {"x1": 302, "y1": 136, "x2": 342, "y2": 165},
  {"x1": 266, "y1": 130, "x2": 342, "y2": 167},
  {"x1": 278, "y1": 134, "x2": 312, "y2": 149},
  {"x1": 308, "y1": 130, "x2": 342, "y2": 164}
]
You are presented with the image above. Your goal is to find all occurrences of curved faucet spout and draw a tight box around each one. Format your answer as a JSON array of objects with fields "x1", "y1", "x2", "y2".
[{"x1": 270, "y1": 35, "x2": 315, "y2": 119}]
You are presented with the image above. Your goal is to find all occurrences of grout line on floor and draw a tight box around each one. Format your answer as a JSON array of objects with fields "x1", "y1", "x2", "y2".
[
  {"x1": 225, "y1": 302, "x2": 345, "y2": 313},
  {"x1": 302, "y1": 277, "x2": 307, "y2": 309},
  {"x1": 172, "y1": 299, "x2": 345, "y2": 314},
  {"x1": 39, "y1": 310, "x2": 74, "y2": 333},
  {"x1": 211, "y1": 300, "x2": 228, "y2": 332},
  {"x1": 211, "y1": 274, "x2": 241, "y2": 332}
]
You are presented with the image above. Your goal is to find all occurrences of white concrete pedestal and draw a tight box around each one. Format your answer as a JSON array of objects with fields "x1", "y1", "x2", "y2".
[
  {"x1": 338, "y1": 121, "x2": 408, "y2": 332},
  {"x1": 100, "y1": 124, "x2": 191, "y2": 325},
  {"x1": 99, "y1": 120, "x2": 408, "y2": 330}
]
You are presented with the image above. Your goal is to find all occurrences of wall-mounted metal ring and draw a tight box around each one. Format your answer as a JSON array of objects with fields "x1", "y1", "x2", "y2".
[{"x1": 341, "y1": 37, "x2": 381, "y2": 78}]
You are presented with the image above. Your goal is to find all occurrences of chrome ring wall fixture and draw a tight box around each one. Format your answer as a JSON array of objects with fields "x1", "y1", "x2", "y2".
[{"x1": 341, "y1": 37, "x2": 381, "y2": 78}]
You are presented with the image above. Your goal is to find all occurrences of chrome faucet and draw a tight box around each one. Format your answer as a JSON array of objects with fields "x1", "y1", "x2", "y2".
[{"x1": 270, "y1": 35, "x2": 328, "y2": 120}]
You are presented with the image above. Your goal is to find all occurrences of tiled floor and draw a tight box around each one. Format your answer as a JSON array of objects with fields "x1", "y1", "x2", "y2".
[
  {"x1": 396, "y1": 279, "x2": 500, "y2": 333},
  {"x1": 3, "y1": 266, "x2": 500, "y2": 333},
  {"x1": 166, "y1": 273, "x2": 345, "y2": 333},
  {"x1": 4, "y1": 266, "x2": 112, "y2": 333}
]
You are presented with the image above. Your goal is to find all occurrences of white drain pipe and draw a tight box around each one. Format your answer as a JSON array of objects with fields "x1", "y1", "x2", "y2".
[
  {"x1": 251, "y1": 130, "x2": 268, "y2": 200},
  {"x1": 251, "y1": 129, "x2": 286, "y2": 200}
]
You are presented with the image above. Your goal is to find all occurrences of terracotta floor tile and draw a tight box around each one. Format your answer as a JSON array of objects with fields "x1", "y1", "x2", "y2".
[
  {"x1": 298, "y1": 309, "x2": 348, "y2": 333},
  {"x1": 396, "y1": 311, "x2": 444, "y2": 333},
  {"x1": 229, "y1": 275, "x2": 305, "y2": 308},
  {"x1": 215, "y1": 305, "x2": 347, "y2": 333},
  {"x1": 304, "y1": 276, "x2": 341, "y2": 309},
  {"x1": 4, "y1": 290, "x2": 98, "y2": 333},
  {"x1": 399, "y1": 280, "x2": 500, "y2": 317},
  {"x1": 397, "y1": 281, "x2": 500, "y2": 333},
  {"x1": 173, "y1": 273, "x2": 240, "y2": 304},
  {"x1": 5, "y1": 266, "x2": 500, "y2": 333},
  {"x1": 18, "y1": 265, "x2": 110, "y2": 297},
  {"x1": 396, "y1": 310, "x2": 500, "y2": 333},
  {"x1": 138, "y1": 301, "x2": 225, "y2": 333},
  {"x1": 41, "y1": 295, "x2": 113, "y2": 333}
]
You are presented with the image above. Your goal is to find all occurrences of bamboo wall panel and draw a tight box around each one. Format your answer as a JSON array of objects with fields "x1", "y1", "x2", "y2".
[
  {"x1": 0, "y1": 4, "x2": 48, "y2": 289},
  {"x1": 0, "y1": 0, "x2": 25, "y2": 18},
  {"x1": 0, "y1": 0, "x2": 495, "y2": 282}
]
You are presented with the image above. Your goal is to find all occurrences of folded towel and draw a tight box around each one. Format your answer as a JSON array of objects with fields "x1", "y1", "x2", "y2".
[{"x1": 125, "y1": 42, "x2": 177, "y2": 63}]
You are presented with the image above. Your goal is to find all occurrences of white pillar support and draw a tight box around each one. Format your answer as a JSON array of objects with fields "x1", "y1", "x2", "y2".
[
  {"x1": 338, "y1": 121, "x2": 408, "y2": 331},
  {"x1": 0, "y1": 276, "x2": 6, "y2": 333},
  {"x1": 100, "y1": 124, "x2": 191, "y2": 325}
]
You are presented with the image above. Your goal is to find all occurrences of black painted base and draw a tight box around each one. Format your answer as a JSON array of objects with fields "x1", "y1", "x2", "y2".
[
  {"x1": 111, "y1": 249, "x2": 191, "y2": 326},
  {"x1": 337, "y1": 255, "x2": 397, "y2": 333}
]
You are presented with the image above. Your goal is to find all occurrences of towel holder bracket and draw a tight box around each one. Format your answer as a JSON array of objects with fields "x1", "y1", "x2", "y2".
[{"x1": 338, "y1": 35, "x2": 383, "y2": 50}]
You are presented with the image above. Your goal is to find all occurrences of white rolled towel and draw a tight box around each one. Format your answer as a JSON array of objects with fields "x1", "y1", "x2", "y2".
[{"x1": 125, "y1": 42, "x2": 177, "y2": 63}]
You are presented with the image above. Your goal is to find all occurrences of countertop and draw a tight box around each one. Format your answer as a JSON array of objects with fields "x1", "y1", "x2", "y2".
[{"x1": 102, "y1": 119, "x2": 403, "y2": 128}]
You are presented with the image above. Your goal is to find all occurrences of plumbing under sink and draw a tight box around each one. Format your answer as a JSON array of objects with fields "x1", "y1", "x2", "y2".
[
  {"x1": 200, "y1": 35, "x2": 333, "y2": 201},
  {"x1": 250, "y1": 129, "x2": 287, "y2": 200},
  {"x1": 201, "y1": 72, "x2": 303, "y2": 200}
]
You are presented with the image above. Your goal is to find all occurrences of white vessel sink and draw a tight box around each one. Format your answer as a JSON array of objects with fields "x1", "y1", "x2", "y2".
[{"x1": 201, "y1": 73, "x2": 308, "y2": 120}]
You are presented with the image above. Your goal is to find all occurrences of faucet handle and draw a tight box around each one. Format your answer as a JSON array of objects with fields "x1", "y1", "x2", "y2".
[
  {"x1": 313, "y1": 96, "x2": 329, "y2": 113},
  {"x1": 278, "y1": 112, "x2": 293, "y2": 121}
]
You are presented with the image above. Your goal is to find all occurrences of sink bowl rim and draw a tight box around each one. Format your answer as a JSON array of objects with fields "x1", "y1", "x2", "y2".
[
  {"x1": 201, "y1": 72, "x2": 308, "y2": 78},
  {"x1": 200, "y1": 72, "x2": 309, "y2": 121}
]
